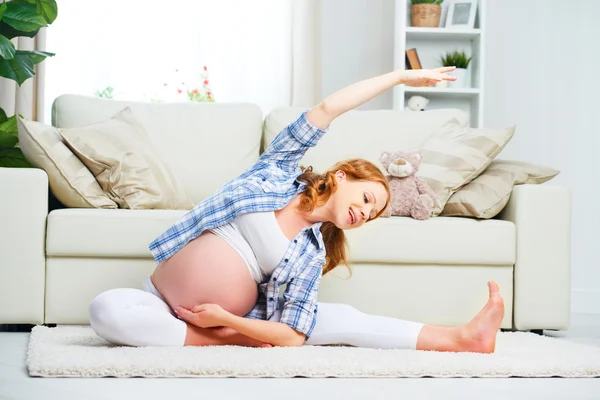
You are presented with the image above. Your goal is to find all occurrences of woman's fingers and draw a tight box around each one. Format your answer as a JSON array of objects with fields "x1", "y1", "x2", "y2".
[
  {"x1": 191, "y1": 304, "x2": 205, "y2": 313},
  {"x1": 436, "y1": 66, "x2": 457, "y2": 73},
  {"x1": 174, "y1": 306, "x2": 193, "y2": 321}
]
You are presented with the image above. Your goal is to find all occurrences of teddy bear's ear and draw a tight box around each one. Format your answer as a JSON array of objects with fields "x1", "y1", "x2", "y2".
[
  {"x1": 410, "y1": 152, "x2": 422, "y2": 163},
  {"x1": 379, "y1": 151, "x2": 392, "y2": 167}
]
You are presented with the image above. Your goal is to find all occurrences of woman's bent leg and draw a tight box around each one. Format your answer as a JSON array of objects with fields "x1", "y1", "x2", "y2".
[
  {"x1": 89, "y1": 288, "x2": 187, "y2": 347},
  {"x1": 89, "y1": 280, "x2": 272, "y2": 348}
]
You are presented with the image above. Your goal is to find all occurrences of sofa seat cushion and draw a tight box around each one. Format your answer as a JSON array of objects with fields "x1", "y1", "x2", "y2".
[
  {"x1": 344, "y1": 216, "x2": 515, "y2": 265},
  {"x1": 47, "y1": 209, "x2": 515, "y2": 266},
  {"x1": 47, "y1": 209, "x2": 187, "y2": 258}
]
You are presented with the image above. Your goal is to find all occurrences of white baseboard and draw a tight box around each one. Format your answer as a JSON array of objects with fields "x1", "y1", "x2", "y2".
[{"x1": 571, "y1": 289, "x2": 600, "y2": 315}]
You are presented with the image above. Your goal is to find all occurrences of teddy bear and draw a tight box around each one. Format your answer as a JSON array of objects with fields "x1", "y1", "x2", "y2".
[
  {"x1": 379, "y1": 150, "x2": 436, "y2": 220},
  {"x1": 404, "y1": 95, "x2": 429, "y2": 111}
]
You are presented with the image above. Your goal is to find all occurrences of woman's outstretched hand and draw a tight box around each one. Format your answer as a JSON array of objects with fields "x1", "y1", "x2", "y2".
[
  {"x1": 175, "y1": 303, "x2": 230, "y2": 328},
  {"x1": 400, "y1": 66, "x2": 457, "y2": 87}
]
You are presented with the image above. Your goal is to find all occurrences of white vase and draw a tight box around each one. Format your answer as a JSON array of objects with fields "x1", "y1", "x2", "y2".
[{"x1": 449, "y1": 68, "x2": 469, "y2": 88}]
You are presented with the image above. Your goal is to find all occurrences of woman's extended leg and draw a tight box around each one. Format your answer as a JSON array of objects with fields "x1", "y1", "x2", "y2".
[
  {"x1": 305, "y1": 302, "x2": 424, "y2": 349},
  {"x1": 270, "y1": 281, "x2": 504, "y2": 353}
]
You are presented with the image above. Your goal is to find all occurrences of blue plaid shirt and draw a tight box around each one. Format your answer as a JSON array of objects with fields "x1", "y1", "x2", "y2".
[{"x1": 149, "y1": 110, "x2": 328, "y2": 338}]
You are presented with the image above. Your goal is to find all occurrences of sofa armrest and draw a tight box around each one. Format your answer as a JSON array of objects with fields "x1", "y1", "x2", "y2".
[
  {"x1": 0, "y1": 167, "x2": 48, "y2": 324},
  {"x1": 496, "y1": 184, "x2": 571, "y2": 331}
]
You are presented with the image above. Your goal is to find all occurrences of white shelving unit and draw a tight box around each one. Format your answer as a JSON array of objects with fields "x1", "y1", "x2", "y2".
[{"x1": 393, "y1": 0, "x2": 486, "y2": 127}]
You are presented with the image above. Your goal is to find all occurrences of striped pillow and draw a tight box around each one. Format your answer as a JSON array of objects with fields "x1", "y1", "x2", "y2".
[
  {"x1": 416, "y1": 119, "x2": 515, "y2": 216},
  {"x1": 59, "y1": 108, "x2": 194, "y2": 210},
  {"x1": 441, "y1": 160, "x2": 559, "y2": 218},
  {"x1": 17, "y1": 116, "x2": 118, "y2": 208}
]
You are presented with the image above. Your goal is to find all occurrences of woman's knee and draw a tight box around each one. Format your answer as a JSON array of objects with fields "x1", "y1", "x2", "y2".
[
  {"x1": 89, "y1": 289, "x2": 129, "y2": 324},
  {"x1": 88, "y1": 288, "x2": 140, "y2": 343}
]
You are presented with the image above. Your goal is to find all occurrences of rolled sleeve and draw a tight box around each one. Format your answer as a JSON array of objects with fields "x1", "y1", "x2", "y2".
[
  {"x1": 258, "y1": 110, "x2": 328, "y2": 171},
  {"x1": 279, "y1": 256, "x2": 324, "y2": 338}
]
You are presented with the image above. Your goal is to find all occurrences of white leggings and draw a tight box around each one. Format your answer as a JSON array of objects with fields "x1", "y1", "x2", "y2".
[{"x1": 89, "y1": 276, "x2": 424, "y2": 349}]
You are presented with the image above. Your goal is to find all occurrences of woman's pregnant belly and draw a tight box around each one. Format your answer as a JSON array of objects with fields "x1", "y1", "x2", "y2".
[{"x1": 150, "y1": 231, "x2": 259, "y2": 317}]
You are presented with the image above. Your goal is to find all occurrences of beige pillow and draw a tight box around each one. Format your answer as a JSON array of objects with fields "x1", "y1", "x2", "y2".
[
  {"x1": 441, "y1": 160, "x2": 559, "y2": 219},
  {"x1": 416, "y1": 119, "x2": 516, "y2": 216},
  {"x1": 17, "y1": 116, "x2": 118, "y2": 209},
  {"x1": 59, "y1": 107, "x2": 194, "y2": 210}
]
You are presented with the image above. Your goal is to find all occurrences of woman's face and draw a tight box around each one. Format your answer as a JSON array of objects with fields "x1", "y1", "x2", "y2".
[{"x1": 328, "y1": 170, "x2": 388, "y2": 230}]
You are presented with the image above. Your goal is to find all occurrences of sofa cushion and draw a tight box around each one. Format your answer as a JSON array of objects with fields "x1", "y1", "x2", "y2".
[
  {"x1": 441, "y1": 160, "x2": 560, "y2": 219},
  {"x1": 52, "y1": 95, "x2": 264, "y2": 204},
  {"x1": 16, "y1": 115, "x2": 117, "y2": 209},
  {"x1": 59, "y1": 107, "x2": 193, "y2": 210},
  {"x1": 46, "y1": 209, "x2": 515, "y2": 265},
  {"x1": 416, "y1": 119, "x2": 516, "y2": 216},
  {"x1": 344, "y1": 216, "x2": 515, "y2": 265},
  {"x1": 263, "y1": 107, "x2": 469, "y2": 174},
  {"x1": 46, "y1": 209, "x2": 187, "y2": 258}
]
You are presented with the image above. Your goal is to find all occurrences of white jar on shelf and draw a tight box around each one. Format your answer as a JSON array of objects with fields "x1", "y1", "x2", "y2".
[{"x1": 449, "y1": 67, "x2": 470, "y2": 88}]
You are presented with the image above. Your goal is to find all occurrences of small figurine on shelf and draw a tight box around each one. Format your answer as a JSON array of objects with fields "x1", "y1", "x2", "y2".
[
  {"x1": 439, "y1": 50, "x2": 472, "y2": 88},
  {"x1": 405, "y1": 95, "x2": 429, "y2": 111}
]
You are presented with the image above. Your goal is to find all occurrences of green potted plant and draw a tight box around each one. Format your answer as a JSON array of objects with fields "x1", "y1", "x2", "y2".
[
  {"x1": 0, "y1": 0, "x2": 58, "y2": 168},
  {"x1": 439, "y1": 50, "x2": 472, "y2": 88},
  {"x1": 411, "y1": 0, "x2": 443, "y2": 28}
]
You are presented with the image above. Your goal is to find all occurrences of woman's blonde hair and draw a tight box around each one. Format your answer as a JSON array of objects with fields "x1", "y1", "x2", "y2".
[{"x1": 296, "y1": 158, "x2": 390, "y2": 276}]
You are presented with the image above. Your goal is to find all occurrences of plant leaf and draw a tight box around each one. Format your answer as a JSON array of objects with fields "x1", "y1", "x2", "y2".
[
  {"x1": 0, "y1": 107, "x2": 7, "y2": 123},
  {"x1": 0, "y1": 113, "x2": 19, "y2": 148},
  {"x1": 36, "y1": 0, "x2": 57, "y2": 24},
  {"x1": 0, "y1": 20, "x2": 39, "y2": 39},
  {"x1": 0, "y1": 33, "x2": 16, "y2": 59},
  {"x1": 12, "y1": 0, "x2": 58, "y2": 24},
  {"x1": 2, "y1": 2, "x2": 47, "y2": 32},
  {"x1": 0, "y1": 1, "x2": 7, "y2": 21},
  {"x1": 25, "y1": 49, "x2": 54, "y2": 63},
  {"x1": 0, "y1": 49, "x2": 53, "y2": 85},
  {"x1": 0, "y1": 128, "x2": 18, "y2": 148},
  {"x1": 0, "y1": 147, "x2": 33, "y2": 168},
  {"x1": 0, "y1": 113, "x2": 17, "y2": 134}
]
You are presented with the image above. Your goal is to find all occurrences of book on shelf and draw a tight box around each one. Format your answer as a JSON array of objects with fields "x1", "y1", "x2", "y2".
[{"x1": 405, "y1": 48, "x2": 422, "y2": 70}]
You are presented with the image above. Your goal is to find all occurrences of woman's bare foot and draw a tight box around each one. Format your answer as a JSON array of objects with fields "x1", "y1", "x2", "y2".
[
  {"x1": 457, "y1": 280, "x2": 505, "y2": 353},
  {"x1": 416, "y1": 281, "x2": 505, "y2": 353}
]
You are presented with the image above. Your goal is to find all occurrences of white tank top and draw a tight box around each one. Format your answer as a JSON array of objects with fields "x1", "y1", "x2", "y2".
[{"x1": 209, "y1": 211, "x2": 291, "y2": 283}]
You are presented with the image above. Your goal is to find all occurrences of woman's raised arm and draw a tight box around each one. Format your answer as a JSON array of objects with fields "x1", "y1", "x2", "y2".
[{"x1": 306, "y1": 67, "x2": 457, "y2": 129}]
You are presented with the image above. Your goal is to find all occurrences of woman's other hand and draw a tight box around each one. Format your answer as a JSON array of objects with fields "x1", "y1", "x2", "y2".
[
  {"x1": 175, "y1": 303, "x2": 230, "y2": 328},
  {"x1": 400, "y1": 67, "x2": 457, "y2": 87}
]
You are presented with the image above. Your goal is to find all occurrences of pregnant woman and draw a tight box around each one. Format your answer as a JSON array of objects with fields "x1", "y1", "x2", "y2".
[{"x1": 89, "y1": 66, "x2": 504, "y2": 353}]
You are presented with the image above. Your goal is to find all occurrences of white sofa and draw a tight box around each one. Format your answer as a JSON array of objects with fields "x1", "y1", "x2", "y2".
[{"x1": 0, "y1": 94, "x2": 571, "y2": 332}]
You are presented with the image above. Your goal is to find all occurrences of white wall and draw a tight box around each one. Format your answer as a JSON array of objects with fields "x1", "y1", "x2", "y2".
[
  {"x1": 321, "y1": 0, "x2": 395, "y2": 110},
  {"x1": 321, "y1": 0, "x2": 600, "y2": 314},
  {"x1": 484, "y1": 0, "x2": 600, "y2": 314}
]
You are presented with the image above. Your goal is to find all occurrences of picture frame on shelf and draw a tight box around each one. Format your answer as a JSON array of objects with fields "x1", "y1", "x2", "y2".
[{"x1": 445, "y1": 0, "x2": 478, "y2": 29}]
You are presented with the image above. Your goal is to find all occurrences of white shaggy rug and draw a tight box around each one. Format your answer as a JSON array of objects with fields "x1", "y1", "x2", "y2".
[{"x1": 26, "y1": 326, "x2": 600, "y2": 378}]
